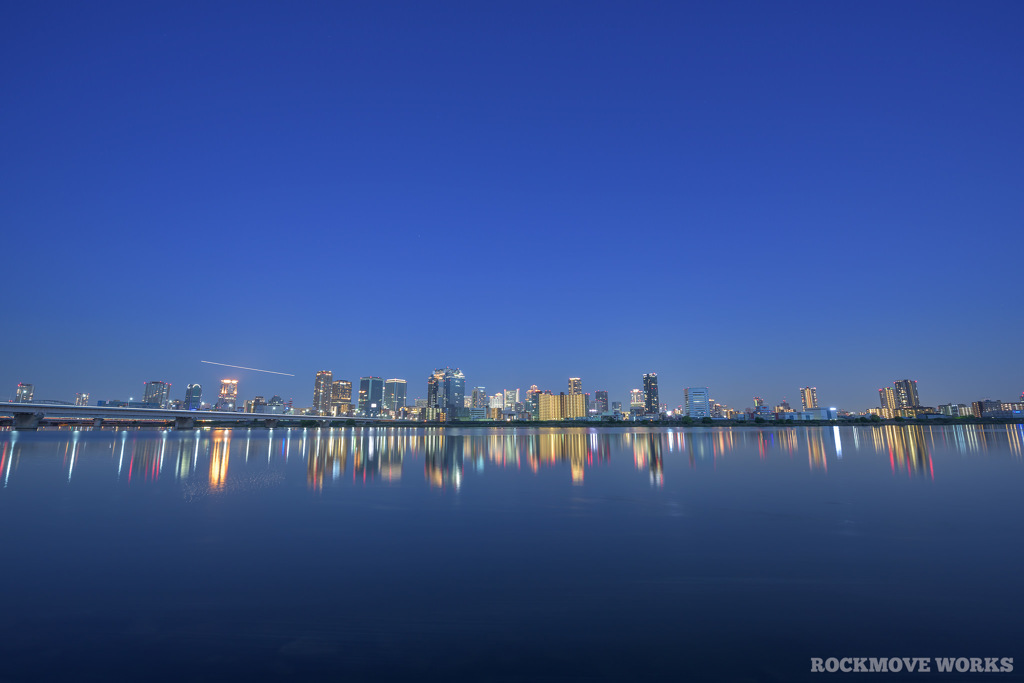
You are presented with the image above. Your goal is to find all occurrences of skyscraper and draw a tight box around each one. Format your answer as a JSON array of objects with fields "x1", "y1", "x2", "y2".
[
  {"x1": 217, "y1": 379, "x2": 238, "y2": 411},
  {"x1": 75, "y1": 392, "x2": 90, "y2": 407},
  {"x1": 568, "y1": 378, "x2": 582, "y2": 395},
  {"x1": 503, "y1": 388, "x2": 519, "y2": 411},
  {"x1": 684, "y1": 387, "x2": 711, "y2": 418},
  {"x1": 143, "y1": 381, "x2": 171, "y2": 408},
  {"x1": 384, "y1": 379, "x2": 408, "y2": 412},
  {"x1": 629, "y1": 389, "x2": 645, "y2": 410},
  {"x1": 643, "y1": 373, "x2": 659, "y2": 415},
  {"x1": 879, "y1": 387, "x2": 897, "y2": 411},
  {"x1": 427, "y1": 369, "x2": 445, "y2": 411},
  {"x1": 358, "y1": 377, "x2": 385, "y2": 416},
  {"x1": 594, "y1": 390, "x2": 609, "y2": 414},
  {"x1": 332, "y1": 380, "x2": 352, "y2": 415},
  {"x1": 313, "y1": 371, "x2": 333, "y2": 416},
  {"x1": 444, "y1": 369, "x2": 466, "y2": 418},
  {"x1": 471, "y1": 387, "x2": 488, "y2": 410},
  {"x1": 15, "y1": 383, "x2": 34, "y2": 403},
  {"x1": 894, "y1": 379, "x2": 920, "y2": 408},
  {"x1": 800, "y1": 387, "x2": 818, "y2": 411},
  {"x1": 184, "y1": 384, "x2": 202, "y2": 410}
]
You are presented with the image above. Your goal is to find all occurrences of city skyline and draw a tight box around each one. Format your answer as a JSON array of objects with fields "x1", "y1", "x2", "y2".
[
  {"x1": 8, "y1": 362, "x2": 1022, "y2": 417},
  {"x1": 1, "y1": 3, "x2": 1022, "y2": 413}
]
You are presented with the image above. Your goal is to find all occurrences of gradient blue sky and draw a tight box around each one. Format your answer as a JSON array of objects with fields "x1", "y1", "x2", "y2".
[{"x1": 2, "y1": 1, "x2": 1022, "y2": 411}]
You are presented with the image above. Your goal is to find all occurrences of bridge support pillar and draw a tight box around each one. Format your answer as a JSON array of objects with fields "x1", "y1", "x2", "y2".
[
  {"x1": 93, "y1": 418, "x2": 103, "y2": 429},
  {"x1": 174, "y1": 416, "x2": 195, "y2": 430},
  {"x1": 14, "y1": 412, "x2": 43, "y2": 431},
  {"x1": 263, "y1": 419, "x2": 278, "y2": 429}
]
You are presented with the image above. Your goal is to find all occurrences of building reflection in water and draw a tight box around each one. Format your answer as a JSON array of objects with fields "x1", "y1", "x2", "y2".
[
  {"x1": 7, "y1": 423, "x2": 1024, "y2": 491},
  {"x1": 209, "y1": 430, "x2": 230, "y2": 490}
]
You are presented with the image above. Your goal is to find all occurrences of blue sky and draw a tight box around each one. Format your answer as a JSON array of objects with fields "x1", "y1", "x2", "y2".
[{"x1": 2, "y1": 1, "x2": 1022, "y2": 411}]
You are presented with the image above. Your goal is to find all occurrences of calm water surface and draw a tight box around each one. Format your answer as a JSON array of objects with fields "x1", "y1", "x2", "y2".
[{"x1": 1, "y1": 425, "x2": 1022, "y2": 682}]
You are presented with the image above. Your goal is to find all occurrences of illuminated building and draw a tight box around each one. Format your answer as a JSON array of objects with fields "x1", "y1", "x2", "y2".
[
  {"x1": 445, "y1": 369, "x2": 466, "y2": 418},
  {"x1": 643, "y1": 373, "x2": 659, "y2": 414},
  {"x1": 684, "y1": 387, "x2": 711, "y2": 418},
  {"x1": 594, "y1": 390, "x2": 609, "y2": 414},
  {"x1": 358, "y1": 377, "x2": 385, "y2": 417},
  {"x1": 753, "y1": 396, "x2": 765, "y2": 407},
  {"x1": 313, "y1": 371, "x2": 333, "y2": 415},
  {"x1": 629, "y1": 389, "x2": 644, "y2": 409},
  {"x1": 800, "y1": 387, "x2": 818, "y2": 410},
  {"x1": 427, "y1": 368, "x2": 466, "y2": 420},
  {"x1": 879, "y1": 387, "x2": 897, "y2": 413},
  {"x1": 427, "y1": 369, "x2": 445, "y2": 411},
  {"x1": 331, "y1": 380, "x2": 352, "y2": 415},
  {"x1": 75, "y1": 392, "x2": 90, "y2": 407},
  {"x1": 143, "y1": 381, "x2": 171, "y2": 408},
  {"x1": 471, "y1": 387, "x2": 488, "y2": 410},
  {"x1": 560, "y1": 392, "x2": 586, "y2": 419},
  {"x1": 217, "y1": 379, "x2": 238, "y2": 411},
  {"x1": 15, "y1": 383, "x2": 34, "y2": 403},
  {"x1": 894, "y1": 379, "x2": 920, "y2": 408},
  {"x1": 538, "y1": 392, "x2": 561, "y2": 420},
  {"x1": 184, "y1": 383, "x2": 202, "y2": 410},
  {"x1": 568, "y1": 378, "x2": 582, "y2": 395},
  {"x1": 384, "y1": 379, "x2": 408, "y2": 412},
  {"x1": 504, "y1": 388, "x2": 519, "y2": 411}
]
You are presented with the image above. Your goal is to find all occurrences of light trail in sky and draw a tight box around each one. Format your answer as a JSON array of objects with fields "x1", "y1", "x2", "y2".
[{"x1": 200, "y1": 361, "x2": 295, "y2": 376}]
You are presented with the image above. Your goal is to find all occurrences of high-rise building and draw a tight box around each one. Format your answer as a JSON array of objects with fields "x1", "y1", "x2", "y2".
[
  {"x1": 331, "y1": 380, "x2": 352, "y2": 414},
  {"x1": 184, "y1": 384, "x2": 202, "y2": 411},
  {"x1": 384, "y1": 379, "x2": 408, "y2": 412},
  {"x1": 358, "y1": 377, "x2": 385, "y2": 416},
  {"x1": 894, "y1": 379, "x2": 920, "y2": 408},
  {"x1": 538, "y1": 392, "x2": 560, "y2": 421},
  {"x1": 143, "y1": 381, "x2": 171, "y2": 408},
  {"x1": 753, "y1": 396, "x2": 765, "y2": 407},
  {"x1": 75, "y1": 392, "x2": 90, "y2": 407},
  {"x1": 503, "y1": 388, "x2": 519, "y2": 411},
  {"x1": 217, "y1": 379, "x2": 238, "y2": 411},
  {"x1": 800, "y1": 387, "x2": 818, "y2": 411},
  {"x1": 15, "y1": 383, "x2": 34, "y2": 403},
  {"x1": 684, "y1": 387, "x2": 711, "y2": 418},
  {"x1": 629, "y1": 389, "x2": 645, "y2": 409},
  {"x1": 444, "y1": 369, "x2": 466, "y2": 417},
  {"x1": 560, "y1": 392, "x2": 586, "y2": 419},
  {"x1": 568, "y1": 378, "x2": 582, "y2": 395},
  {"x1": 427, "y1": 369, "x2": 445, "y2": 411},
  {"x1": 313, "y1": 371, "x2": 333, "y2": 415},
  {"x1": 471, "y1": 387, "x2": 487, "y2": 410},
  {"x1": 594, "y1": 390, "x2": 609, "y2": 414},
  {"x1": 643, "y1": 373, "x2": 659, "y2": 414},
  {"x1": 878, "y1": 387, "x2": 897, "y2": 411}
]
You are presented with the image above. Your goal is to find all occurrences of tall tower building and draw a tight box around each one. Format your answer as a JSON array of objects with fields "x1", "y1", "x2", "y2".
[
  {"x1": 503, "y1": 388, "x2": 519, "y2": 410},
  {"x1": 568, "y1": 378, "x2": 582, "y2": 395},
  {"x1": 384, "y1": 379, "x2": 408, "y2": 412},
  {"x1": 217, "y1": 379, "x2": 238, "y2": 411},
  {"x1": 444, "y1": 369, "x2": 466, "y2": 417},
  {"x1": 313, "y1": 371, "x2": 333, "y2": 416},
  {"x1": 629, "y1": 389, "x2": 645, "y2": 410},
  {"x1": 358, "y1": 377, "x2": 385, "y2": 416},
  {"x1": 684, "y1": 387, "x2": 711, "y2": 418},
  {"x1": 184, "y1": 384, "x2": 202, "y2": 411},
  {"x1": 331, "y1": 380, "x2": 352, "y2": 414},
  {"x1": 15, "y1": 383, "x2": 34, "y2": 403},
  {"x1": 594, "y1": 390, "x2": 609, "y2": 414},
  {"x1": 894, "y1": 379, "x2": 920, "y2": 408},
  {"x1": 143, "y1": 381, "x2": 171, "y2": 408},
  {"x1": 800, "y1": 387, "x2": 818, "y2": 411},
  {"x1": 879, "y1": 387, "x2": 897, "y2": 411},
  {"x1": 427, "y1": 369, "x2": 445, "y2": 410},
  {"x1": 643, "y1": 373, "x2": 659, "y2": 415},
  {"x1": 75, "y1": 392, "x2": 90, "y2": 407},
  {"x1": 471, "y1": 387, "x2": 488, "y2": 410}
]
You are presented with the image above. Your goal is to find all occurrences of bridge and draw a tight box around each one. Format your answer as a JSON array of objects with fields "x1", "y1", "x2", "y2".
[{"x1": 0, "y1": 402, "x2": 390, "y2": 431}]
